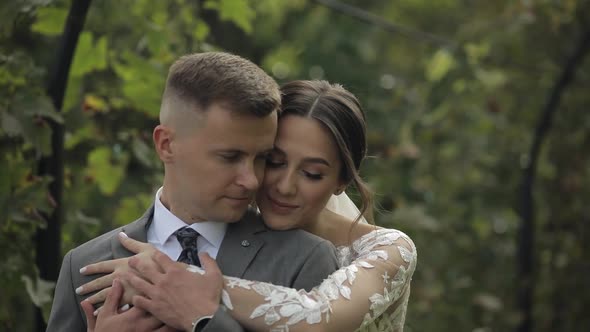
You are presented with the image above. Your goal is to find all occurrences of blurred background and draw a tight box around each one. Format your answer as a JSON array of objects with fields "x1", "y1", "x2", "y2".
[{"x1": 1, "y1": 0, "x2": 589, "y2": 331}]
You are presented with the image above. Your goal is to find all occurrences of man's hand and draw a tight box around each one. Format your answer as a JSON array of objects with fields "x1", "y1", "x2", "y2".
[
  {"x1": 79, "y1": 232, "x2": 158, "y2": 305},
  {"x1": 81, "y1": 278, "x2": 176, "y2": 332},
  {"x1": 126, "y1": 251, "x2": 224, "y2": 331}
]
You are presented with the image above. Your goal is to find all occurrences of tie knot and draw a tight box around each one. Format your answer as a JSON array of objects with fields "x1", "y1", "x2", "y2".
[{"x1": 174, "y1": 227, "x2": 199, "y2": 250}]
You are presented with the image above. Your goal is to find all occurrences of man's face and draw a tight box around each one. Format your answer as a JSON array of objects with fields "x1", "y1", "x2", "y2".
[{"x1": 162, "y1": 102, "x2": 277, "y2": 223}]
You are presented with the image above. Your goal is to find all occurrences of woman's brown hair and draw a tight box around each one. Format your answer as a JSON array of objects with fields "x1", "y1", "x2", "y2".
[{"x1": 280, "y1": 80, "x2": 374, "y2": 227}]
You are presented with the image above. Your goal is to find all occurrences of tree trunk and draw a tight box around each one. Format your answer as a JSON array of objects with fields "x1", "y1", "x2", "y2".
[
  {"x1": 34, "y1": 1, "x2": 92, "y2": 331},
  {"x1": 517, "y1": 25, "x2": 590, "y2": 332}
]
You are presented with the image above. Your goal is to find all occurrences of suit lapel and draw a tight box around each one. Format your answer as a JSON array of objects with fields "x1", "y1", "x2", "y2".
[
  {"x1": 108, "y1": 205, "x2": 266, "y2": 276},
  {"x1": 111, "y1": 205, "x2": 154, "y2": 259},
  {"x1": 216, "y1": 209, "x2": 267, "y2": 278}
]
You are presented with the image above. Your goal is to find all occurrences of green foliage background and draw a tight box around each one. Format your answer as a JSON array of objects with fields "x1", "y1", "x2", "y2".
[{"x1": 1, "y1": 0, "x2": 589, "y2": 331}]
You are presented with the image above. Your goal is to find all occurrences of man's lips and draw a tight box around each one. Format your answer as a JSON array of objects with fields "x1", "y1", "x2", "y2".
[
  {"x1": 226, "y1": 196, "x2": 250, "y2": 200},
  {"x1": 223, "y1": 195, "x2": 253, "y2": 206}
]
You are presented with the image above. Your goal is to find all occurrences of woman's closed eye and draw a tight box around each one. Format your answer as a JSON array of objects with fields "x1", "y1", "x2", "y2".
[
  {"x1": 303, "y1": 170, "x2": 324, "y2": 180},
  {"x1": 266, "y1": 158, "x2": 285, "y2": 168}
]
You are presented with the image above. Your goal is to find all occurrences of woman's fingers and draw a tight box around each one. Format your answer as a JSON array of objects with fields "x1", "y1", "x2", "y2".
[
  {"x1": 84, "y1": 287, "x2": 111, "y2": 305},
  {"x1": 80, "y1": 299, "x2": 97, "y2": 332},
  {"x1": 76, "y1": 274, "x2": 114, "y2": 295},
  {"x1": 119, "y1": 232, "x2": 153, "y2": 254},
  {"x1": 128, "y1": 255, "x2": 162, "y2": 283},
  {"x1": 80, "y1": 258, "x2": 125, "y2": 276}
]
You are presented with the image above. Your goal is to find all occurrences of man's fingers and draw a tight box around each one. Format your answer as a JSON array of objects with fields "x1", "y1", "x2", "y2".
[
  {"x1": 127, "y1": 274, "x2": 155, "y2": 299},
  {"x1": 131, "y1": 294, "x2": 154, "y2": 315},
  {"x1": 80, "y1": 300, "x2": 96, "y2": 331},
  {"x1": 152, "y1": 250, "x2": 176, "y2": 272},
  {"x1": 136, "y1": 314, "x2": 166, "y2": 331},
  {"x1": 76, "y1": 274, "x2": 114, "y2": 295},
  {"x1": 119, "y1": 232, "x2": 153, "y2": 254},
  {"x1": 100, "y1": 278, "x2": 123, "y2": 316},
  {"x1": 199, "y1": 252, "x2": 222, "y2": 277}
]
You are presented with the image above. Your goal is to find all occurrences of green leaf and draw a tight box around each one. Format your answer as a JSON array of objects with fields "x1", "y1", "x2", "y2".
[
  {"x1": 86, "y1": 147, "x2": 128, "y2": 195},
  {"x1": 65, "y1": 123, "x2": 96, "y2": 150},
  {"x1": 145, "y1": 29, "x2": 168, "y2": 55},
  {"x1": 464, "y1": 42, "x2": 490, "y2": 66},
  {"x1": 11, "y1": 175, "x2": 54, "y2": 215},
  {"x1": 31, "y1": 7, "x2": 67, "y2": 36},
  {"x1": 21, "y1": 94, "x2": 63, "y2": 123},
  {"x1": 193, "y1": 21, "x2": 210, "y2": 42},
  {"x1": 70, "y1": 32, "x2": 108, "y2": 77},
  {"x1": 262, "y1": 45, "x2": 303, "y2": 80},
  {"x1": 112, "y1": 52, "x2": 165, "y2": 117},
  {"x1": 425, "y1": 49, "x2": 455, "y2": 82},
  {"x1": 1, "y1": 111, "x2": 23, "y2": 137},
  {"x1": 204, "y1": 0, "x2": 255, "y2": 33},
  {"x1": 475, "y1": 68, "x2": 507, "y2": 89},
  {"x1": 114, "y1": 194, "x2": 152, "y2": 226}
]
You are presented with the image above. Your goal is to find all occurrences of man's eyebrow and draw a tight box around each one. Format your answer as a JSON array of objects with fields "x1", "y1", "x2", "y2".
[{"x1": 273, "y1": 147, "x2": 331, "y2": 167}]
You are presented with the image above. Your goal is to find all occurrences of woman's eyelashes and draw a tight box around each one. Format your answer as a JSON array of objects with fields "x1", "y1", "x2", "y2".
[
  {"x1": 302, "y1": 170, "x2": 323, "y2": 180},
  {"x1": 266, "y1": 157, "x2": 325, "y2": 180},
  {"x1": 266, "y1": 158, "x2": 285, "y2": 168}
]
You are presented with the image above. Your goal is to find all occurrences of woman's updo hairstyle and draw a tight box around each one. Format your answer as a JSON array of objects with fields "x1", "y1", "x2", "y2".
[{"x1": 279, "y1": 80, "x2": 373, "y2": 224}]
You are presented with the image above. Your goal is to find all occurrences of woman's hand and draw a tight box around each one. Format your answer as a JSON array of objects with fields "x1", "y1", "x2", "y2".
[
  {"x1": 78, "y1": 232, "x2": 158, "y2": 305},
  {"x1": 81, "y1": 278, "x2": 176, "y2": 332}
]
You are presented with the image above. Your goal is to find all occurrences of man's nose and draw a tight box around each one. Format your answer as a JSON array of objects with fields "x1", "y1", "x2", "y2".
[{"x1": 236, "y1": 162, "x2": 260, "y2": 191}]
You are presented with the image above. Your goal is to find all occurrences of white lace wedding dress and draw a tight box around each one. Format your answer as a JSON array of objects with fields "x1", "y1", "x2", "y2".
[{"x1": 195, "y1": 227, "x2": 417, "y2": 332}]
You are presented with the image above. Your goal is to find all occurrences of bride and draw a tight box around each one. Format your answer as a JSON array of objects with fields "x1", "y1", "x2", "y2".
[{"x1": 79, "y1": 80, "x2": 417, "y2": 332}]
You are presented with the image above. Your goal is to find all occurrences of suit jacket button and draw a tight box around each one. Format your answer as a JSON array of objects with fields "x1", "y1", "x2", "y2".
[{"x1": 241, "y1": 240, "x2": 250, "y2": 247}]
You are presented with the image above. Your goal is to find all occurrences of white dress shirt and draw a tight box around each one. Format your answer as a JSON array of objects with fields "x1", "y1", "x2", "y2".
[{"x1": 147, "y1": 187, "x2": 227, "y2": 260}]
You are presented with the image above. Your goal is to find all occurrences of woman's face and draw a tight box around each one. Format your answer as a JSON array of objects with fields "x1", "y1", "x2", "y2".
[{"x1": 257, "y1": 115, "x2": 345, "y2": 230}]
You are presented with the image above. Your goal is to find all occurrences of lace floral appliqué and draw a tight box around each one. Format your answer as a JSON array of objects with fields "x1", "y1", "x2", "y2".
[{"x1": 212, "y1": 228, "x2": 417, "y2": 332}]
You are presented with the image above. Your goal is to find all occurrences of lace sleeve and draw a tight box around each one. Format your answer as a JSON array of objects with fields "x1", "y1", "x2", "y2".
[{"x1": 210, "y1": 229, "x2": 417, "y2": 332}]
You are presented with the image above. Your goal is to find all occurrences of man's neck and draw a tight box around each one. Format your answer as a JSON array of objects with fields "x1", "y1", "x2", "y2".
[{"x1": 159, "y1": 187, "x2": 206, "y2": 224}]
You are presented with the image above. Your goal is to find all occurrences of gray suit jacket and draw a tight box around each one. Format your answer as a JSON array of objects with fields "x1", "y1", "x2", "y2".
[{"x1": 46, "y1": 206, "x2": 338, "y2": 332}]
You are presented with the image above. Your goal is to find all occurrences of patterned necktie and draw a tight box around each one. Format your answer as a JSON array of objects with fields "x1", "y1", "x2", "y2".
[{"x1": 174, "y1": 227, "x2": 201, "y2": 267}]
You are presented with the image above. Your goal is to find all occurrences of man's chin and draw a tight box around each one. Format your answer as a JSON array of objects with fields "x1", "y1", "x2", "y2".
[{"x1": 215, "y1": 208, "x2": 249, "y2": 223}]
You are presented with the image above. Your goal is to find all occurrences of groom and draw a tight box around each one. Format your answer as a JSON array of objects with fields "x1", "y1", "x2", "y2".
[{"x1": 46, "y1": 52, "x2": 339, "y2": 331}]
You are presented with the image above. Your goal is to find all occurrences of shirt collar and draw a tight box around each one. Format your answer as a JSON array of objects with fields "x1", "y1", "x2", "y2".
[{"x1": 153, "y1": 187, "x2": 227, "y2": 248}]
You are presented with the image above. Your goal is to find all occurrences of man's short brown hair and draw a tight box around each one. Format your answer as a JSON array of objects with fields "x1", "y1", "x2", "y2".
[{"x1": 161, "y1": 52, "x2": 280, "y2": 120}]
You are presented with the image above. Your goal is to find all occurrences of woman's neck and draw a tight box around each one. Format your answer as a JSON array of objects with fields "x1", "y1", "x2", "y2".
[{"x1": 304, "y1": 209, "x2": 374, "y2": 247}]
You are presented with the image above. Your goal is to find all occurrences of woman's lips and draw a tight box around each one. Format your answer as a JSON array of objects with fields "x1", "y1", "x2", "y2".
[{"x1": 267, "y1": 196, "x2": 299, "y2": 214}]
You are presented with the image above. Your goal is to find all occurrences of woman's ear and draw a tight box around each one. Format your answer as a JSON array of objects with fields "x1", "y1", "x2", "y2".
[
  {"x1": 153, "y1": 125, "x2": 174, "y2": 163},
  {"x1": 334, "y1": 185, "x2": 346, "y2": 195}
]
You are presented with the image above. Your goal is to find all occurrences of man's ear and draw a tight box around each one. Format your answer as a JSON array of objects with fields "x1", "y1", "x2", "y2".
[{"x1": 153, "y1": 125, "x2": 174, "y2": 163}]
